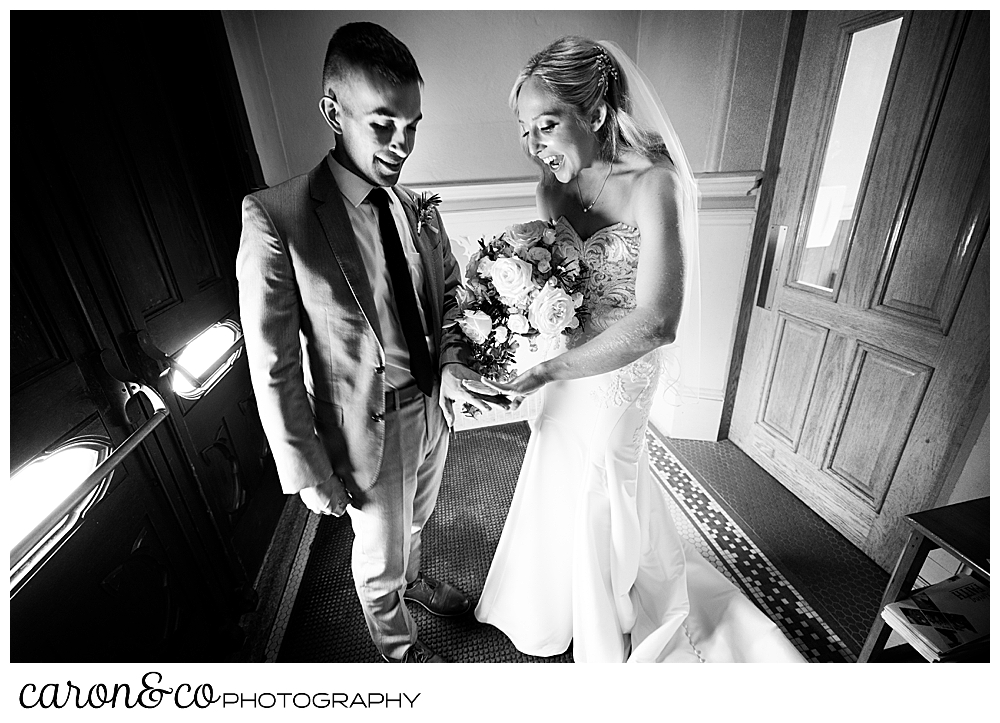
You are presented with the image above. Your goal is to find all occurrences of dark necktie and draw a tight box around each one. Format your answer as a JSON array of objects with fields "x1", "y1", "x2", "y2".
[{"x1": 367, "y1": 187, "x2": 434, "y2": 397}]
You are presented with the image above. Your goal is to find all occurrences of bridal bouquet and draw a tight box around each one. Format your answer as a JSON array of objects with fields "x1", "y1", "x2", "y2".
[{"x1": 455, "y1": 220, "x2": 586, "y2": 400}]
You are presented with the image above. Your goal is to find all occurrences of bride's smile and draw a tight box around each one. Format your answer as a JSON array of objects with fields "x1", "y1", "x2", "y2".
[
  {"x1": 515, "y1": 75, "x2": 604, "y2": 185},
  {"x1": 540, "y1": 154, "x2": 564, "y2": 172}
]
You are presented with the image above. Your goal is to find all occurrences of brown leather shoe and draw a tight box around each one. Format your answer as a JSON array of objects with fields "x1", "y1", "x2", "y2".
[
  {"x1": 385, "y1": 640, "x2": 446, "y2": 663},
  {"x1": 403, "y1": 574, "x2": 472, "y2": 617}
]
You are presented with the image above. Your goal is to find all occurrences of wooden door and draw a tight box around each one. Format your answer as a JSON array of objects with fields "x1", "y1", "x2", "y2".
[
  {"x1": 729, "y1": 10, "x2": 988, "y2": 570},
  {"x1": 11, "y1": 159, "x2": 237, "y2": 661},
  {"x1": 61, "y1": 11, "x2": 287, "y2": 600},
  {"x1": 10, "y1": 11, "x2": 282, "y2": 659}
]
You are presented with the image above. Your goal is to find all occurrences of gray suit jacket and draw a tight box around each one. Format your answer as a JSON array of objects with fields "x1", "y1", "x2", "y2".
[{"x1": 236, "y1": 158, "x2": 469, "y2": 496}]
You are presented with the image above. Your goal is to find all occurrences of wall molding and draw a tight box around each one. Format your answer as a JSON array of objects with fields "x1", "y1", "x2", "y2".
[
  {"x1": 412, "y1": 171, "x2": 763, "y2": 217},
  {"x1": 409, "y1": 179, "x2": 537, "y2": 214},
  {"x1": 696, "y1": 171, "x2": 763, "y2": 209}
]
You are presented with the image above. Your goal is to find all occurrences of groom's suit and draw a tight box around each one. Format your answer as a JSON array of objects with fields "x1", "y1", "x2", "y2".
[{"x1": 236, "y1": 153, "x2": 468, "y2": 658}]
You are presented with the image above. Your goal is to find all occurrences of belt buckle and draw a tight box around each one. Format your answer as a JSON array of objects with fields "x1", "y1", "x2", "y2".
[{"x1": 385, "y1": 385, "x2": 419, "y2": 412}]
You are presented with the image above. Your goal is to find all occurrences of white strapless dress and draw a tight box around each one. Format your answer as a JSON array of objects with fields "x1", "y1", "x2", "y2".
[{"x1": 474, "y1": 217, "x2": 806, "y2": 663}]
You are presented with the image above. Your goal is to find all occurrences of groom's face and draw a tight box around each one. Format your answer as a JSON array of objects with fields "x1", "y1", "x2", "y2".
[{"x1": 328, "y1": 69, "x2": 422, "y2": 188}]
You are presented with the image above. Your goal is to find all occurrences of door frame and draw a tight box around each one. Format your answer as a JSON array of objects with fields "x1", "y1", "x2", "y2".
[{"x1": 719, "y1": 10, "x2": 807, "y2": 440}]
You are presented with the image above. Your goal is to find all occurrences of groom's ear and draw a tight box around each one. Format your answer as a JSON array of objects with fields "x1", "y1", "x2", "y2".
[
  {"x1": 319, "y1": 94, "x2": 342, "y2": 134},
  {"x1": 590, "y1": 103, "x2": 608, "y2": 133}
]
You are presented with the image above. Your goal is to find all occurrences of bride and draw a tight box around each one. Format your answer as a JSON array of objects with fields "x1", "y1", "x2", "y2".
[{"x1": 471, "y1": 36, "x2": 806, "y2": 663}]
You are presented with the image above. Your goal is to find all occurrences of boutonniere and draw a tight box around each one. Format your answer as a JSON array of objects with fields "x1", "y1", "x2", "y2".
[{"x1": 415, "y1": 192, "x2": 441, "y2": 236}]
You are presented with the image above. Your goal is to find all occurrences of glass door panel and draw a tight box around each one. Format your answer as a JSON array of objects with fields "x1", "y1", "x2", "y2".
[{"x1": 794, "y1": 17, "x2": 903, "y2": 291}]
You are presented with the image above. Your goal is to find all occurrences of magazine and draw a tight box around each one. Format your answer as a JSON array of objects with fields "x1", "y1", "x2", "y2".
[{"x1": 881, "y1": 574, "x2": 989, "y2": 661}]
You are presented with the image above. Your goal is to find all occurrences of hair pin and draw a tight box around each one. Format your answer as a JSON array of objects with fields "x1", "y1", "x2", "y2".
[{"x1": 596, "y1": 48, "x2": 619, "y2": 88}]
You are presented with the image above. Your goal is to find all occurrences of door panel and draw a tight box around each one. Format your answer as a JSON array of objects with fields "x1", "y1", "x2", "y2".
[
  {"x1": 759, "y1": 315, "x2": 827, "y2": 448},
  {"x1": 824, "y1": 344, "x2": 931, "y2": 510},
  {"x1": 869, "y1": 21, "x2": 989, "y2": 331},
  {"x1": 839, "y1": 12, "x2": 981, "y2": 309},
  {"x1": 730, "y1": 10, "x2": 988, "y2": 569}
]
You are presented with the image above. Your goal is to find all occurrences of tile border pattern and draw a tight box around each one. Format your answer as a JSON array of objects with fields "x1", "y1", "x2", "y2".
[{"x1": 646, "y1": 429, "x2": 857, "y2": 663}]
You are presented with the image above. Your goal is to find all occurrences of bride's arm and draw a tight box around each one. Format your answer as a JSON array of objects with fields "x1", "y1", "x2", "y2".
[{"x1": 498, "y1": 166, "x2": 687, "y2": 396}]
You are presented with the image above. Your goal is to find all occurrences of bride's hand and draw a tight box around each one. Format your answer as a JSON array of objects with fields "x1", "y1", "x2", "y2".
[{"x1": 466, "y1": 366, "x2": 550, "y2": 408}]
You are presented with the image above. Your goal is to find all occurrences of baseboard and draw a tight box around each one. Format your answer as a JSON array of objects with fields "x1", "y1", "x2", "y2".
[
  {"x1": 228, "y1": 496, "x2": 311, "y2": 662},
  {"x1": 650, "y1": 396, "x2": 725, "y2": 441}
]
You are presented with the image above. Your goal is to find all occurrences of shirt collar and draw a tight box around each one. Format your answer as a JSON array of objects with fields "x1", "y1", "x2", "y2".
[{"x1": 326, "y1": 151, "x2": 387, "y2": 209}]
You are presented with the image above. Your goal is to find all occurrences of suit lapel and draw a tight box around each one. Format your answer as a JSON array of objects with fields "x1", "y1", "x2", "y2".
[
  {"x1": 310, "y1": 161, "x2": 384, "y2": 346},
  {"x1": 394, "y1": 187, "x2": 443, "y2": 345}
]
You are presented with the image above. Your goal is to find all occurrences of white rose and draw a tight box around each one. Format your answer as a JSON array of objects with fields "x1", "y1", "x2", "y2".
[
  {"x1": 507, "y1": 313, "x2": 530, "y2": 334},
  {"x1": 458, "y1": 310, "x2": 493, "y2": 345},
  {"x1": 506, "y1": 220, "x2": 549, "y2": 250},
  {"x1": 477, "y1": 257, "x2": 496, "y2": 278},
  {"x1": 528, "y1": 284, "x2": 577, "y2": 337},
  {"x1": 493, "y1": 326, "x2": 509, "y2": 344},
  {"x1": 490, "y1": 256, "x2": 535, "y2": 301},
  {"x1": 571, "y1": 291, "x2": 584, "y2": 308}
]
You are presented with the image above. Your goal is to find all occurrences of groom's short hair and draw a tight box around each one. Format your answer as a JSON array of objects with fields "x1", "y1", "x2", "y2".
[{"x1": 323, "y1": 22, "x2": 422, "y2": 92}]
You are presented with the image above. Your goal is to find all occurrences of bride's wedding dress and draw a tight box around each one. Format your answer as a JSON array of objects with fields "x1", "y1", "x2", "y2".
[{"x1": 474, "y1": 216, "x2": 806, "y2": 663}]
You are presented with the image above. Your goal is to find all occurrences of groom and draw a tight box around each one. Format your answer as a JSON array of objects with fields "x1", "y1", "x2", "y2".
[{"x1": 237, "y1": 21, "x2": 496, "y2": 662}]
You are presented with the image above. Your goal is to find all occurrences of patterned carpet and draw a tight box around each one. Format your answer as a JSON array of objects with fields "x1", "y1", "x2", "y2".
[{"x1": 275, "y1": 422, "x2": 867, "y2": 663}]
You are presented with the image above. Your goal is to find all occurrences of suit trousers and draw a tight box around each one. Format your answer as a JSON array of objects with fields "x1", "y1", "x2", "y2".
[{"x1": 345, "y1": 390, "x2": 450, "y2": 660}]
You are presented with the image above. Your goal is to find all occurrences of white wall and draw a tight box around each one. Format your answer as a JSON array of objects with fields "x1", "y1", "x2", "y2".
[
  {"x1": 943, "y1": 396, "x2": 989, "y2": 506},
  {"x1": 637, "y1": 11, "x2": 735, "y2": 174},
  {"x1": 223, "y1": 10, "x2": 643, "y2": 187},
  {"x1": 649, "y1": 173, "x2": 761, "y2": 440},
  {"x1": 222, "y1": 10, "x2": 784, "y2": 186}
]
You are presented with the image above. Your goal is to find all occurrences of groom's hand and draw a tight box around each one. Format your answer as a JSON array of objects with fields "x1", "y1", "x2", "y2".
[
  {"x1": 441, "y1": 363, "x2": 509, "y2": 414},
  {"x1": 299, "y1": 473, "x2": 352, "y2": 517},
  {"x1": 476, "y1": 365, "x2": 549, "y2": 411}
]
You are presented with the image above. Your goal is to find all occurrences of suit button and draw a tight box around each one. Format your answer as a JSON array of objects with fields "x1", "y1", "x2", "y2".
[
  {"x1": 375, "y1": 365, "x2": 385, "y2": 374},
  {"x1": 371, "y1": 413, "x2": 384, "y2": 422}
]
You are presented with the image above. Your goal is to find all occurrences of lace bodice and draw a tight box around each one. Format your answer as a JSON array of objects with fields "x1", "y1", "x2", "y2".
[
  {"x1": 553, "y1": 215, "x2": 641, "y2": 335},
  {"x1": 552, "y1": 216, "x2": 664, "y2": 410}
]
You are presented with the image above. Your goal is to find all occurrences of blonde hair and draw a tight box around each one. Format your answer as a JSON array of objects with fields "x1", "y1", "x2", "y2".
[{"x1": 510, "y1": 36, "x2": 669, "y2": 164}]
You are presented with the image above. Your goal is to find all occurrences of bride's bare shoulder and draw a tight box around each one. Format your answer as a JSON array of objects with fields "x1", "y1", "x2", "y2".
[{"x1": 631, "y1": 156, "x2": 685, "y2": 206}]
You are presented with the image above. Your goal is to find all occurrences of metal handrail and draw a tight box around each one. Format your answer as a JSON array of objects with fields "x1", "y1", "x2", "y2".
[{"x1": 10, "y1": 383, "x2": 170, "y2": 568}]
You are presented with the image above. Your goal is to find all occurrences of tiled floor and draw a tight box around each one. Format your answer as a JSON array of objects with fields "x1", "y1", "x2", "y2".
[
  {"x1": 647, "y1": 431, "x2": 855, "y2": 661},
  {"x1": 662, "y1": 434, "x2": 890, "y2": 656}
]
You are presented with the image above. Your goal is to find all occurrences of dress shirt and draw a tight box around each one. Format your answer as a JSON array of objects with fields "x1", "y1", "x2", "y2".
[{"x1": 327, "y1": 152, "x2": 432, "y2": 391}]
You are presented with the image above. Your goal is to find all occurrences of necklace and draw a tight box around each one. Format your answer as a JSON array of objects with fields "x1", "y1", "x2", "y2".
[{"x1": 576, "y1": 160, "x2": 614, "y2": 213}]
